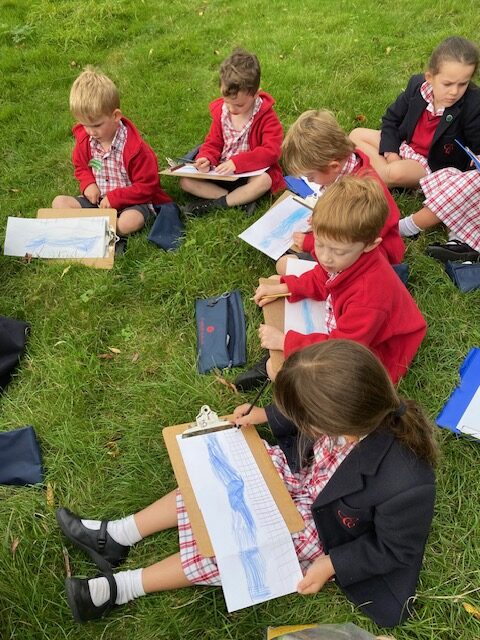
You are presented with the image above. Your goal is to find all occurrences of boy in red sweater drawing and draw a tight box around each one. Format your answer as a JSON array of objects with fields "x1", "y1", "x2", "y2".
[
  {"x1": 180, "y1": 48, "x2": 285, "y2": 216},
  {"x1": 237, "y1": 177, "x2": 426, "y2": 390},
  {"x1": 276, "y1": 110, "x2": 404, "y2": 275},
  {"x1": 52, "y1": 66, "x2": 171, "y2": 236}
]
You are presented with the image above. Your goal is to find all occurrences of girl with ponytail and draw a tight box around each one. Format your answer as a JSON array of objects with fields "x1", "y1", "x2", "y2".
[{"x1": 234, "y1": 339, "x2": 438, "y2": 627}]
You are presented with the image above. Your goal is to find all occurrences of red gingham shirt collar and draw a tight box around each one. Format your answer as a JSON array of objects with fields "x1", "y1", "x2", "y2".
[{"x1": 420, "y1": 81, "x2": 445, "y2": 117}]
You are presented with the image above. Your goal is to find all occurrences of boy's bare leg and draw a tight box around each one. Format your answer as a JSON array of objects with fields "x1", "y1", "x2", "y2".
[
  {"x1": 142, "y1": 553, "x2": 192, "y2": 593},
  {"x1": 382, "y1": 159, "x2": 426, "y2": 189},
  {"x1": 276, "y1": 253, "x2": 298, "y2": 276},
  {"x1": 116, "y1": 209, "x2": 145, "y2": 236},
  {"x1": 133, "y1": 489, "x2": 178, "y2": 537},
  {"x1": 226, "y1": 173, "x2": 271, "y2": 207},
  {"x1": 348, "y1": 128, "x2": 384, "y2": 167},
  {"x1": 52, "y1": 195, "x2": 82, "y2": 208},
  {"x1": 180, "y1": 177, "x2": 228, "y2": 199}
]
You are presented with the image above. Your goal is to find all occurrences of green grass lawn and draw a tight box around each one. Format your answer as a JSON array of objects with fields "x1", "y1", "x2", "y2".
[{"x1": 1, "y1": 0, "x2": 480, "y2": 638}]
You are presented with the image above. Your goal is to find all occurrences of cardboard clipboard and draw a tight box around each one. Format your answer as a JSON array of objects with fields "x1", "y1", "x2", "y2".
[
  {"x1": 162, "y1": 418, "x2": 304, "y2": 557},
  {"x1": 160, "y1": 167, "x2": 238, "y2": 181},
  {"x1": 37, "y1": 208, "x2": 117, "y2": 270},
  {"x1": 259, "y1": 276, "x2": 286, "y2": 378}
]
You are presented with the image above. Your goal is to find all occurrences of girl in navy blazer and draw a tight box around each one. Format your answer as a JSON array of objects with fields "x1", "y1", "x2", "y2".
[
  {"x1": 57, "y1": 341, "x2": 437, "y2": 629},
  {"x1": 350, "y1": 36, "x2": 480, "y2": 194}
]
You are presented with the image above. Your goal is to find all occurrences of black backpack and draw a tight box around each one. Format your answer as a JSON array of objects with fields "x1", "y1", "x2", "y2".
[{"x1": 0, "y1": 316, "x2": 29, "y2": 391}]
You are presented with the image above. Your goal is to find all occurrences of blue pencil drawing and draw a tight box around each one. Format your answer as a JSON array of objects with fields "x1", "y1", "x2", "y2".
[
  {"x1": 300, "y1": 299, "x2": 316, "y2": 334},
  {"x1": 258, "y1": 205, "x2": 310, "y2": 250},
  {"x1": 25, "y1": 235, "x2": 99, "y2": 256},
  {"x1": 207, "y1": 434, "x2": 270, "y2": 600}
]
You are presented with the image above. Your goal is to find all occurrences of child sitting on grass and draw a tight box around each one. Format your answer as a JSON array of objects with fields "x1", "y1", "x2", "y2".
[
  {"x1": 52, "y1": 66, "x2": 171, "y2": 236},
  {"x1": 56, "y1": 340, "x2": 437, "y2": 628},
  {"x1": 236, "y1": 177, "x2": 426, "y2": 390},
  {"x1": 276, "y1": 109, "x2": 404, "y2": 276},
  {"x1": 180, "y1": 48, "x2": 285, "y2": 216},
  {"x1": 349, "y1": 36, "x2": 480, "y2": 191}
]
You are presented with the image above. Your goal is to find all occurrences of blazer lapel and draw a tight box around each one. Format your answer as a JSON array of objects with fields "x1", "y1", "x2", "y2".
[
  {"x1": 313, "y1": 430, "x2": 394, "y2": 507},
  {"x1": 432, "y1": 101, "x2": 462, "y2": 146}
]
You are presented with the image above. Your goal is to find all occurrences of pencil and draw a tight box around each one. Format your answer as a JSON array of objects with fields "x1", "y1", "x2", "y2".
[
  {"x1": 249, "y1": 292, "x2": 292, "y2": 301},
  {"x1": 236, "y1": 377, "x2": 270, "y2": 427}
]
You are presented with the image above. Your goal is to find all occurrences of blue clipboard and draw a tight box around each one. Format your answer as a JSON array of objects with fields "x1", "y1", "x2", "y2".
[
  {"x1": 454, "y1": 139, "x2": 480, "y2": 171},
  {"x1": 436, "y1": 347, "x2": 480, "y2": 438}
]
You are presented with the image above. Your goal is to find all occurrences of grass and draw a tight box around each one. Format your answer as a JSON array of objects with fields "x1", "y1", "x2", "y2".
[{"x1": 0, "y1": 0, "x2": 479, "y2": 638}]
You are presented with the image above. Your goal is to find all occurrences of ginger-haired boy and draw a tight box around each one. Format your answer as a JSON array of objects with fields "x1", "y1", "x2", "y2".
[
  {"x1": 180, "y1": 48, "x2": 285, "y2": 216},
  {"x1": 276, "y1": 110, "x2": 404, "y2": 275},
  {"x1": 236, "y1": 177, "x2": 426, "y2": 390},
  {"x1": 52, "y1": 66, "x2": 171, "y2": 236}
]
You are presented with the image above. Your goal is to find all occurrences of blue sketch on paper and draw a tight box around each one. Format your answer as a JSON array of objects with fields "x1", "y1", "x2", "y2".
[
  {"x1": 259, "y1": 206, "x2": 309, "y2": 249},
  {"x1": 300, "y1": 300, "x2": 316, "y2": 334},
  {"x1": 26, "y1": 236, "x2": 99, "y2": 257},
  {"x1": 207, "y1": 434, "x2": 270, "y2": 600}
]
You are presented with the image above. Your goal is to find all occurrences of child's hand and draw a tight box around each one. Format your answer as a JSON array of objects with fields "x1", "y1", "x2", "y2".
[
  {"x1": 254, "y1": 283, "x2": 289, "y2": 307},
  {"x1": 233, "y1": 404, "x2": 267, "y2": 427},
  {"x1": 99, "y1": 195, "x2": 111, "y2": 208},
  {"x1": 84, "y1": 183, "x2": 100, "y2": 205},
  {"x1": 215, "y1": 159, "x2": 236, "y2": 175},
  {"x1": 384, "y1": 152, "x2": 401, "y2": 164},
  {"x1": 258, "y1": 324, "x2": 285, "y2": 351},
  {"x1": 292, "y1": 232, "x2": 306, "y2": 250},
  {"x1": 194, "y1": 157, "x2": 211, "y2": 173},
  {"x1": 297, "y1": 555, "x2": 335, "y2": 595}
]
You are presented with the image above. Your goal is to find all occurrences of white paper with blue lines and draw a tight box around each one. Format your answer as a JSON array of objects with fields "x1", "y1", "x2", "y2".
[
  {"x1": 284, "y1": 258, "x2": 327, "y2": 336},
  {"x1": 238, "y1": 195, "x2": 311, "y2": 259},
  {"x1": 178, "y1": 428, "x2": 302, "y2": 611}
]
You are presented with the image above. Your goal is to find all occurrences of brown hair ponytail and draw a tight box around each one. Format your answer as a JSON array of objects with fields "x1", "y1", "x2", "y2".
[{"x1": 274, "y1": 340, "x2": 439, "y2": 467}]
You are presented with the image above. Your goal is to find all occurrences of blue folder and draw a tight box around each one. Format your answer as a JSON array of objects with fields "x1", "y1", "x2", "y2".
[
  {"x1": 284, "y1": 176, "x2": 315, "y2": 198},
  {"x1": 436, "y1": 347, "x2": 480, "y2": 437}
]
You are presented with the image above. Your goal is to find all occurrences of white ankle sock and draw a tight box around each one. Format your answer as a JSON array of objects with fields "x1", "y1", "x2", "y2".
[
  {"x1": 81, "y1": 515, "x2": 142, "y2": 546},
  {"x1": 399, "y1": 215, "x2": 422, "y2": 237},
  {"x1": 88, "y1": 569, "x2": 146, "y2": 607},
  {"x1": 448, "y1": 230, "x2": 461, "y2": 241}
]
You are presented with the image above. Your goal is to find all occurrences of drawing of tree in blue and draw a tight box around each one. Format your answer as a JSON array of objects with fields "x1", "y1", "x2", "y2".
[
  {"x1": 207, "y1": 434, "x2": 270, "y2": 600},
  {"x1": 300, "y1": 300, "x2": 316, "y2": 333},
  {"x1": 26, "y1": 235, "x2": 99, "y2": 256},
  {"x1": 259, "y1": 206, "x2": 309, "y2": 249}
]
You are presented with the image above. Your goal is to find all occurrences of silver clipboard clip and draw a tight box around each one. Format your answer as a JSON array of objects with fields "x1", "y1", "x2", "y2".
[{"x1": 182, "y1": 405, "x2": 234, "y2": 438}]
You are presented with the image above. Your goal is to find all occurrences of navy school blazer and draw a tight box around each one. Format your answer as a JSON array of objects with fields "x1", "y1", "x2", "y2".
[
  {"x1": 265, "y1": 404, "x2": 435, "y2": 628},
  {"x1": 379, "y1": 73, "x2": 480, "y2": 172}
]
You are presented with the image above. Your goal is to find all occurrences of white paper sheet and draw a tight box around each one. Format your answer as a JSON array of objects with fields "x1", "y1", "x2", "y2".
[
  {"x1": 178, "y1": 428, "x2": 302, "y2": 612},
  {"x1": 4, "y1": 217, "x2": 109, "y2": 259},
  {"x1": 238, "y1": 195, "x2": 311, "y2": 259},
  {"x1": 457, "y1": 386, "x2": 480, "y2": 438},
  {"x1": 284, "y1": 258, "x2": 327, "y2": 335},
  {"x1": 172, "y1": 165, "x2": 269, "y2": 178}
]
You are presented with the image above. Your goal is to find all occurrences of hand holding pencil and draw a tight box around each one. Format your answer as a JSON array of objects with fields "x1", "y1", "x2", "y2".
[{"x1": 253, "y1": 282, "x2": 290, "y2": 307}]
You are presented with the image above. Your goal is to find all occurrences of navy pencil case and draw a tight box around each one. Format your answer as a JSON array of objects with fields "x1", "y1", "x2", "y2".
[
  {"x1": 195, "y1": 290, "x2": 246, "y2": 374},
  {"x1": 445, "y1": 261, "x2": 480, "y2": 292}
]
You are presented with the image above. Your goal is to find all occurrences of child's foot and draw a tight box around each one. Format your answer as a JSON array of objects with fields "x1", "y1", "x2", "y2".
[
  {"x1": 425, "y1": 240, "x2": 480, "y2": 264},
  {"x1": 56, "y1": 508, "x2": 130, "y2": 571},
  {"x1": 183, "y1": 195, "x2": 229, "y2": 217},
  {"x1": 234, "y1": 356, "x2": 269, "y2": 392},
  {"x1": 66, "y1": 571, "x2": 117, "y2": 624},
  {"x1": 115, "y1": 237, "x2": 127, "y2": 255},
  {"x1": 242, "y1": 200, "x2": 258, "y2": 217}
]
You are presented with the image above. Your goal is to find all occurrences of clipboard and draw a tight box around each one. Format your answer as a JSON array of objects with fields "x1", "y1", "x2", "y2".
[
  {"x1": 259, "y1": 276, "x2": 286, "y2": 378},
  {"x1": 37, "y1": 208, "x2": 117, "y2": 270},
  {"x1": 162, "y1": 417, "x2": 304, "y2": 557},
  {"x1": 160, "y1": 167, "x2": 238, "y2": 181}
]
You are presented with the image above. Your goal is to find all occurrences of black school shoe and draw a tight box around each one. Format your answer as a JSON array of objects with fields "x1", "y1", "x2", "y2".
[
  {"x1": 56, "y1": 507, "x2": 130, "y2": 572},
  {"x1": 234, "y1": 355, "x2": 269, "y2": 392},
  {"x1": 425, "y1": 239, "x2": 480, "y2": 264},
  {"x1": 66, "y1": 571, "x2": 117, "y2": 623}
]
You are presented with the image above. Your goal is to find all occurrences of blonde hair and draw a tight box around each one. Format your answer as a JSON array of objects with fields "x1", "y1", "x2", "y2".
[
  {"x1": 312, "y1": 175, "x2": 388, "y2": 244},
  {"x1": 220, "y1": 48, "x2": 261, "y2": 97},
  {"x1": 282, "y1": 110, "x2": 355, "y2": 175},
  {"x1": 274, "y1": 341, "x2": 439, "y2": 467},
  {"x1": 69, "y1": 66, "x2": 120, "y2": 121}
]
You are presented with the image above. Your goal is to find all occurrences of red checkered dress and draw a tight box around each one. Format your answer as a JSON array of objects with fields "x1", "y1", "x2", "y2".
[
  {"x1": 220, "y1": 96, "x2": 262, "y2": 163},
  {"x1": 421, "y1": 168, "x2": 480, "y2": 251},
  {"x1": 399, "y1": 82, "x2": 444, "y2": 173},
  {"x1": 178, "y1": 435, "x2": 356, "y2": 585},
  {"x1": 89, "y1": 120, "x2": 131, "y2": 195}
]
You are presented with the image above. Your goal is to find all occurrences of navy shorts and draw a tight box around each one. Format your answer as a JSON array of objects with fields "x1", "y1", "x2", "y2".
[
  {"x1": 209, "y1": 177, "x2": 249, "y2": 192},
  {"x1": 75, "y1": 196, "x2": 153, "y2": 223}
]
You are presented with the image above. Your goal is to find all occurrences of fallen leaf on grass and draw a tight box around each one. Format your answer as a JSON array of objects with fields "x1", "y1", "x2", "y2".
[
  {"x1": 63, "y1": 546, "x2": 71, "y2": 577},
  {"x1": 385, "y1": 46, "x2": 392, "y2": 55},
  {"x1": 46, "y1": 482, "x2": 55, "y2": 508},
  {"x1": 355, "y1": 114, "x2": 367, "y2": 122},
  {"x1": 108, "y1": 347, "x2": 121, "y2": 354},
  {"x1": 22, "y1": 253, "x2": 33, "y2": 264},
  {"x1": 98, "y1": 353, "x2": 115, "y2": 360},
  {"x1": 9, "y1": 188, "x2": 21, "y2": 193},
  {"x1": 106, "y1": 440, "x2": 121, "y2": 458},
  {"x1": 11, "y1": 537, "x2": 20, "y2": 556},
  {"x1": 463, "y1": 602, "x2": 480, "y2": 620},
  {"x1": 60, "y1": 265, "x2": 71, "y2": 278},
  {"x1": 131, "y1": 352, "x2": 140, "y2": 363},
  {"x1": 214, "y1": 373, "x2": 239, "y2": 394}
]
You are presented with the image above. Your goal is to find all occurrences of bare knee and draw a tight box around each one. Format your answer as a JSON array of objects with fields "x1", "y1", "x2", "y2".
[
  {"x1": 52, "y1": 195, "x2": 79, "y2": 208},
  {"x1": 275, "y1": 255, "x2": 290, "y2": 276},
  {"x1": 349, "y1": 127, "x2": 366, "y2": 144},
  {"x1": 116, "y1": 209, "x2": 145, "y2": 236},
  {"x1": 250, "y1": 172, "x2": 272, "y2": 195},
  {"x1": 179, "y1": 177, "x2": 196, "y2": 193}
]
